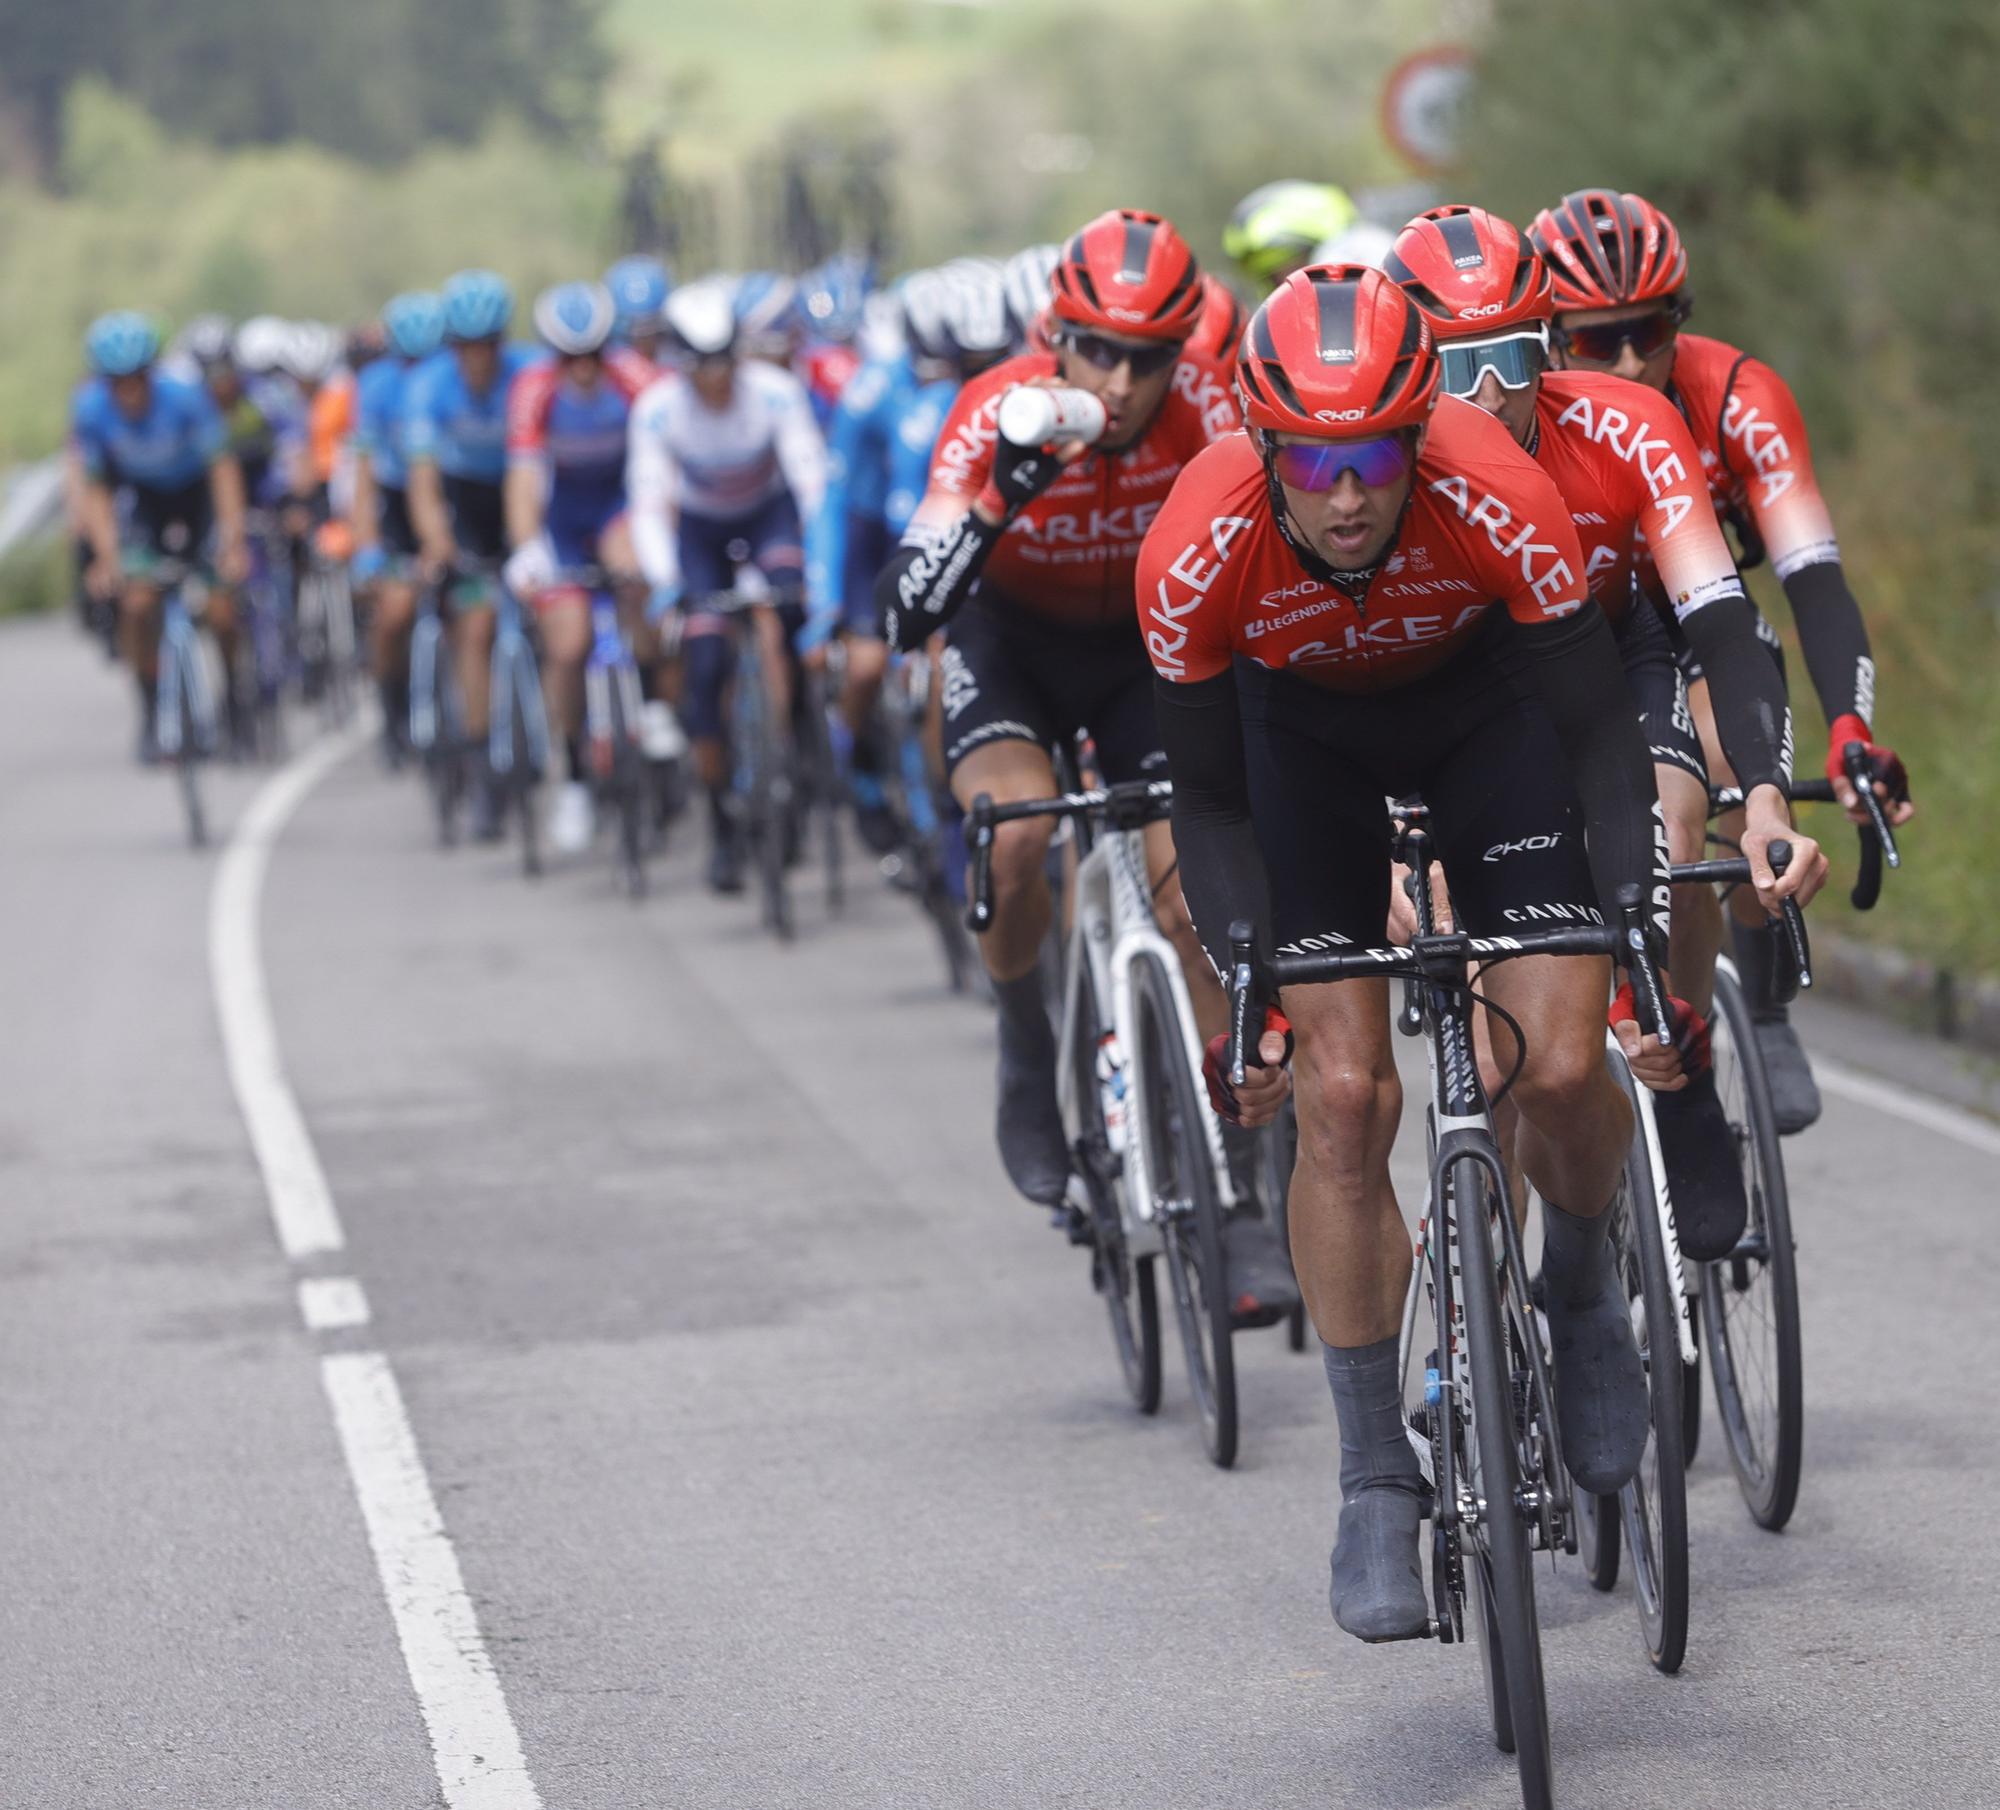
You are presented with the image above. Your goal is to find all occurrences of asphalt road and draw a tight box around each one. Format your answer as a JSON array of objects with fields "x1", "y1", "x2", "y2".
[{"x1": 4, "y1": 611, "x2": 1995, "y2": 1809}]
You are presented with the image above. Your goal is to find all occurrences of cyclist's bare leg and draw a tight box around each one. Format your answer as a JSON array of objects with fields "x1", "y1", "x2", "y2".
[
  {"x1": 840, "y1": 633, "x2": 888, "y2": 740},
  {"x1": 371, "y1": 578, "x2": 417, "y2": 684},
  {"x1": 949, "y1": 739, "x2": 1059, "y2": 982},
  {"x1": 1689, "y1": 679, "x2": 1764, "y2": 930},
  {"x1": 452, "y1": 603, "x2": 496, "y2": 739},
  {"x1": 117, "y1": 581, "x2": 163, "y2": 682},
  {"x1": 1660, "y1": 759, "x2": 1722, "y2": 1015},
  {"x1": 753, "y1": 605, "x2": 792, "y2": 730},
  {"x1": 537, "y1": 592, "x2": 589, "y2": 749}
]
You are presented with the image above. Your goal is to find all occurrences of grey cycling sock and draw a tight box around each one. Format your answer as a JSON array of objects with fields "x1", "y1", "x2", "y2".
[
  {"x1": 992, "y1": 970, "x2": 1067, "y2": 1204},
  {"x1": 1731, "y1": 915, "x2": 1786, "y2": 1024},
  {"x1": 1538, "y1": 1195, "x2": 1611, "y2": 1307},
  {"x1": 1323, "y1": 1336, "x2": 1426, "y2": 1640}
]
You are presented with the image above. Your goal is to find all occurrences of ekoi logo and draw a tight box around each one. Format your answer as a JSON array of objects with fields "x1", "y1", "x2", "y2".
[
  {"x1": 1483, "y1": 832, "x2": 1564, "y2": 863},
  {"x1": 1427, "y1": 474, "x2": 1580, "y2": 614}
]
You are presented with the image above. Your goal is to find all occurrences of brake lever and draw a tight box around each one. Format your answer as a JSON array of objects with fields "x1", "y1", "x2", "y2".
[
  {"x1": 1226, "y1": 919, "x2": 1257, "y2": 1088},
  {"x1": 966, "y1": 794, "x2": 997, "y2": 934},
  {"x1": 1843, "y1": 740, "x2": 1901, "y2": 869},
  {"x1": 1613, "y1": 882, "x2": 1670, "y2": 1043}
]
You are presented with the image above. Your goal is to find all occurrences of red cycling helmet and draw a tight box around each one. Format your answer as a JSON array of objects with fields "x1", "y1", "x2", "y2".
[
  {"x1": 1385, "y1": 205, "x2": 1552, "y2": 337},
  {"x1": 1236, "y1": 263, "x2": 1439, "y2": 436},
  {"x1": 1049, "y1": 209, "x2": 1207, "y2": 342},
  {"x1": 1527, "y1": 188, "x2": 1688, "y2": 309},
  {"x1": 1186, "y1": 273, "x2": 1247, "y2": 364}
]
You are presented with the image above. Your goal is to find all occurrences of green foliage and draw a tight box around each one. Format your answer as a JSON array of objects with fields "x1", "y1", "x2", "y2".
[
  {"x1": 1468, "y1": 0, "x2": 2000, "y2": 973},
  {"x1": 0, "y1": 534, "x2": 70, "y2": 618},
  {"x1": 1, "y1": 0, "x2": 607, "y2": 169}
]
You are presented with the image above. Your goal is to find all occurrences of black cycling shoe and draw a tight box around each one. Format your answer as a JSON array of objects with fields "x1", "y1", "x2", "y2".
[
  {"x1": 1755, "y1": 1014, "x2": 1822, "y2": 1135},
  {"x1": 469, "y1": 765, "x2": 505, "y2": 844},
  {"x1": 1223, "y1": 1211, "x2": 1300, "y2": 1330},
  {"x1": 1544, "y1": 1231, "x2": 1650, "y2": 1495},
  {"x1": 1329, "y1": 1484, "x2": 1429, "y2": 1641},
  {"x1": 1651, "y1": 1067, "x2": 1750, "y2": 1261},
  {"x1": 707, "y1": 825, "x2": 746, "y2": 894}
]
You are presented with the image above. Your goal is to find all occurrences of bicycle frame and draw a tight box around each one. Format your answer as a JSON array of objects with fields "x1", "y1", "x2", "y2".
[
  {"x1": 152, "y1": 576, "x2": 216, "y2": 760},
  {"x1": 581, "y1": 583, "x2": 644, "y2": 775},
  {"x1": 488, "y1": 581, "x2": 550, "y2": 781},
  {"x1": 408, "y1": 583, "x2": 455, "y2": 753}
]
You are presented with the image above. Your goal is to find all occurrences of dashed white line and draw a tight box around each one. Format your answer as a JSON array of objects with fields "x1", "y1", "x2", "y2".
[
  {"x1": 212, "y1": 718, "x2": 544, "y2": 1810},
  {"x1": 1815, "y1": 1057, "x2": 2000, "y2": 1158},
  {"x1": 299, "y1": 1275, "x2": 372, "y2": 1331}
]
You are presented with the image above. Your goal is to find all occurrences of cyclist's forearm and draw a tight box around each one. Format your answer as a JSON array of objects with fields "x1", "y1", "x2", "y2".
[
  {"x1": 352, "y1": 458, "x2": 380, "y2": 548},
  {"x1": 210, "y1": 456, "x2": 247, "y2": 553},
  {"x1": 503, "y1": 464, "x2": 545, "y2": 552},
  {"x1": 1154, "y1": 673, "x2": 1271, "y2": 979},
  {"x1": 1518, "y1": 609, "x2": 1672, "y2": 956},
  {"x1": 83, "y1": 483, "x2": 119, "y2": 568},
  {"x1": 878, "y1": 508, "x2": 1003, "y2": 651},
  {"x1": 1781, "y1": 558, "x2": 1875, "y2": 733},
  {"x1": 407, "y1": 462, "x2": 452, "y2": 560},
  {"x1": 1677, "y1": 592, "x2": 1788, "y2": 797}
]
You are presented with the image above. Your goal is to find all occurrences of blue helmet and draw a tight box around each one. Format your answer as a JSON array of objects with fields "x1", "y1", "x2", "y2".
[
  {"x1": 800, "y1": 251, "x2": 872, "y2": 343},
  {"x1": 733, "y1": 271, "x2": 800, "y2": 352},
  {"x1": 604, "y1": 255, "x2": 672, "y2": 336},
  {"x1": 442, "y1": 269, "x2": 514, "y2": 343},
  {"x1": 382, "y1": 291, "x2": 446, "y2": 362},
  {"x1": 533, "y1": 281, "x2": 618, "y2": 357},
  {"x1": 86, "y1": 311, "x2": 162, "y2": 377}
]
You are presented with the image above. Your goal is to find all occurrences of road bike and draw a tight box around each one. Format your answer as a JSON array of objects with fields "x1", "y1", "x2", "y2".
[
  {"x1": 970, "y1": 778, "x2": 1249, "y2": 1467},
  {"x1": 408, "y1": 573, "x2": 468, "y2": 847},
  {"x1": 485, "y1": 567, "x2": 551, "y2": 879},
  {"x1": 875, "y1": 651, "x2": 980, "y2": 995},
  {"x1": 553, "y1": 565, "x2": 660, "y2": 900},
  {"x1": 294, "y1": 541, "x2": 360, "y2": 729},
  {"x1": 1226, "y1": 841, "x2": 1683, "y2": 1809},
  {"x1": 146, "y1": 558, "x2": 218, "y2": 849}
]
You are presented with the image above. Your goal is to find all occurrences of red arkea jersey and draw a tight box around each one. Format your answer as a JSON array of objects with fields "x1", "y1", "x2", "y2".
[
  {"x1": 903, "y1": 348, "x2": 1240, "y2": 630},
  {"x1": 1529, "y1": 370, "x2": 1743, "y2": 627},
  {"x1": 1666, "y1": 331, "x2": 1840, "y2": 581},
  {"x1": 1142, "y1": 396, "x2": 1588, "y2": 693}
]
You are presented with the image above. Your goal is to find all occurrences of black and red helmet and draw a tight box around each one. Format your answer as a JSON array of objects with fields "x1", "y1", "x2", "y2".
[
  {"x1": 1527, "y1": 188, "x2": 1688, "y2": 309},
  {"x1": 1049, "y1": 209, "x2": 1207, "y2": 342},
  {"x1": 1386, "y1": 205, "x2": 1553, "y2": 338},
  {"x1": 1236, "y1": 264, "x2": 1439, "y2": 436}
]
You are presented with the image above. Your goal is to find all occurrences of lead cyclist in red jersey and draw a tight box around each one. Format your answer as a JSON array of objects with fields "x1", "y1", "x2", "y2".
[
  {"x1": 1141, "y1": 264, "x2": 1674, "y2": 1640},
  {"x1": 877, "y1": 209, "x2": 1297, "y2": 1327},
  {"x1": 1529, "y1": 187, "x2": 1913, "y2": 1131},
  {"x1": 1386, "y1": 205, "x2": 1827, "y2": 1255}
]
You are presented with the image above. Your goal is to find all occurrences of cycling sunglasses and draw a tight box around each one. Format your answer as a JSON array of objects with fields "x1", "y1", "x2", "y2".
[
  {"x1": 1437, "y1": 329, "x2": 1549, "y2": 397},
  {"x1": 1060, "y1": 330, "x2": 1182, "y2": 378},
  {"x1": 1268, "y1": 432, "x2": 1414, "y2": 493},
  {"x1": 1552, "y1": 302, "x2": 1687, "y2": 366}
]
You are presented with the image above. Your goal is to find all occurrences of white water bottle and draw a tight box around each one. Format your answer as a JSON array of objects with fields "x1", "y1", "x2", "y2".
[{"x1": 996, "y1": 385, "x2": 1107, "y2": 449}]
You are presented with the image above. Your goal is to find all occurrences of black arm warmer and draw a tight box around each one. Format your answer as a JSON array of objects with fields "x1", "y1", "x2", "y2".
[
  {"x1": 1676, "y1": 592, "x2": 1789, "y2": 797},
  {"x1": 876, "y1": 510, "x2": 1003, "y2": 652},
  {"x1": 1153, "y1": 672, "x2": 1271, "y2": 981},
  {"x1": 1514, "y1": 609, "x2": 1673, "y2": 956},
  {"x1": 1781, "y1": 558, "x2": 1875, "y2": 732}
]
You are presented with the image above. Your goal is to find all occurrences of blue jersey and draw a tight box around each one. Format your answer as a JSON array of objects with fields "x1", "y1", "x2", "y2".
[
  {"x1": 402, "y1": 344, "x2": 541, "y2": 485},
  {"x1": 806, "y1": 356, "x2": 955, "y2": 617},
  {"x1": 71, "y1": 373, "x2": 225, "y2": 494},
  {"x1": 354, "y1": 357, "x2": 418, "y2": 491}
]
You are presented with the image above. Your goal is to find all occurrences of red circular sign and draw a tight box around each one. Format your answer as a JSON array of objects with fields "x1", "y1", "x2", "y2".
[{"x1": 1381, "y1": 46, "x2": 1476, "y2": 174}]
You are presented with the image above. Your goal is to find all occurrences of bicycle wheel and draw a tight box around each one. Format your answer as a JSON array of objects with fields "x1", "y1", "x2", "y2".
[
  {"x1": 1573, "y1": 1483, "x2": 1619, "y2": 1592},
  {"x1": 806, "y1": 675, "x2": 844, "y2": 914},
  {"x1": 1609, "y1": 1065, "x2": 1689, "y2": 1673},
  {"x1": 1068, "y1": 957, "x2": 1161, "y2": 1413},
  {"x1": 1700, "y1": 963, "x2": 1804, "y2": 1530},
  {"x1": 172, "y1": 658, "x2": 207, "y2": 850},
  {"x1": 1456, "y1": 1155, "x2": 1553, "y2": 1807},
  {"x1": 1682, "y1": 1299, "x2": 1703, "y2": 1464},
  {"x1": 1259, "y1": 1096, "x2": 1307, "y2": 1352},
  {"x1": 606, "y1": 680, "x2": 648, "y2": 901},
  {"x1": 1131, "y1": 951, "x2": 1236, "y2": 1468}
]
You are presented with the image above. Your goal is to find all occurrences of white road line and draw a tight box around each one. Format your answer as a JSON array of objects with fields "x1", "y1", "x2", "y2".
[
  {"x1": 299, "y1": 1276, "x2": 371, "y2": 1330},
  {"x1": 1815, "y1": 1057, "x2": 2000, "y2": 1158},
  {"x1": 209, "y1": 725, "x2": 360, "y2": 1259},
  {"x1": 213, "y1": 721, "x2": 545, "y2": 1810},
  {"x1": 323, "y1": 1353, "x2": 542, "y2": 1810}
]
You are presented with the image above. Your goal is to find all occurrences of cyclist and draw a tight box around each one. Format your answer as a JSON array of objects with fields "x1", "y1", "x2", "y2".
[
  {"x1": 605, "y1": 255, "x2": 673, "y2": 367},
  {"x1": 1530, "y1": 187, "x2": 1915, "y2": 1131},
  {"x1": 736, "y1": 272, "x2": 802, "y2": 369},
  {"x1": 1223, "y1": 179, "x2": 1361, "y2": 293},
  {"x1": 797, "y1": 250, "x2": 874, "y2": 428},
  {"x1": 72, "y1": 312, "x2": 250, "y2": 758},
  {"x1": 504, "y1": 280, "x2": 661, "y2": 854},
  {"x1": 353, "y1": 291, "x2": 446, "y2": 758},
  {"x1": 627, "y1": 277, "x2": 829, "y2": 892},
  {"x1": 876, "y1": 208, "x2": 1297, "y2": 1326},
  {"x1": 999, "y1": 242, "x2": 1061, "y2": 353},
  {"x1": 802, "y1": 268, "x2": 1003, "y2": 852},
  {"x1": 404, "y1": 270, "x2": 541, "y2": 839},
  {"x1": 1140, "y1": 264, "x2": 1677, "y2": 1638},
  {"x1": 1386, "y1": 204, "x2": 1828, "y2": 1253}
]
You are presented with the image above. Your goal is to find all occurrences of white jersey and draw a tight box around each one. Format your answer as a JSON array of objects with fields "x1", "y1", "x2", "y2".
[{"x1": 626, "y1": 361, "x2": 827, "y2": 592}]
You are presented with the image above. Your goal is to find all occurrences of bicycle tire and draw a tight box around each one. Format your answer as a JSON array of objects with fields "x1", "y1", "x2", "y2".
[
  {"x1": 1132, "y1": 952, "x2": 1236, "y2": 1469},
  {"x1": 1456, "y1": 1154, "x2": 1553, "y2": 1807},
  {"x1": 1681, "y1": 1298, "x2": 1703, "y2": 1464},
  {"x1": 174, "y1": 674, "x2": 207, "y2": 850},
  {"x1": 1609, "y1": 1064, "x2": 1689, "y2": 1673},
  {"x1": 1573, "y1": 1484, "x2": 1619, "y2": 1592},
  {"x1": 1068, "y1": 956, "x2": 1161, "y2": 1414},
  {"x1": 1701, "y1": 964, "x2": 1804, "y2": 1530},
  {"x1": 749, "y1": 668, "x2": 792, "y2": 940},
  {"x1": 609, "y1": 688, "x2": 648, "y2": 901}
]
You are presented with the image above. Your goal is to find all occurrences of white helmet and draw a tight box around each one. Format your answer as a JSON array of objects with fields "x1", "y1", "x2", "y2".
[
  {"x1": 665, "y1": 278, "x2": 739, "y2": 359},
  {"x1": 233, "y1": 314, "x2": 291, "y2": 376},
  {"x1": 1309, "y1": 221, "x2": 1398, "y2": 271},
  {"x1": 277, "y1": 320, "x2": 344, "y2": 386}
]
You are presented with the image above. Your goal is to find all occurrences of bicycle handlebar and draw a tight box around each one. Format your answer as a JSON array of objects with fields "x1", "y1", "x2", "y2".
[
  {"x1": 1710, "y1": 740, "x2": 1894, "y2": 911},
  {"x1": 964, "y1": 782, "x2": 1174, "y2": 932}
]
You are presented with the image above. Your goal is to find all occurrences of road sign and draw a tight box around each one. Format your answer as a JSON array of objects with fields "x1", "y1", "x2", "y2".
[{"x1": 1381, "y1": 46, "x2": 1475, "y2": 174}]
